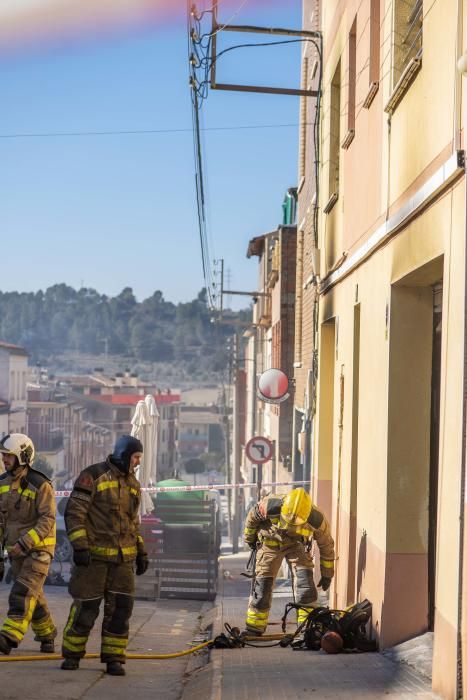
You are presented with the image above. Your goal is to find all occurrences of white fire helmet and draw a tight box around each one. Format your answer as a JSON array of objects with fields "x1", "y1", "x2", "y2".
[{"x1": 0, "y1": 434, "x2": 35, "y2": 467}]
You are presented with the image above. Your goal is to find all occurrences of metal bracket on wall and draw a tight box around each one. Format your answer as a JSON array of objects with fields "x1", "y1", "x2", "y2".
[{"x1": 210, "y1": 1, "x2": 321, "y2": 98}]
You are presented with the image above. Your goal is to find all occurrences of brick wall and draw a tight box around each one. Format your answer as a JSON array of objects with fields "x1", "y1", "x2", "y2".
[
  {"x1": 294, "y1": 0, "x2": 320, "y2": 411},
  {"x1": 278, "y1": 226, "x2": 297, "y2": 461}
]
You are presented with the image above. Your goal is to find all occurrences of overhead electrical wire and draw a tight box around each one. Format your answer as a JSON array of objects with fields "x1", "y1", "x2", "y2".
[
  {"x1": 0, "y1": 123, "x2": 308, "y2": 140},
  {"x1": 209, "y1": 0, "x2": 249, "y2": 37},
  {"x1": 189, "y1": 2, "x2": 216, "y2": 310}
]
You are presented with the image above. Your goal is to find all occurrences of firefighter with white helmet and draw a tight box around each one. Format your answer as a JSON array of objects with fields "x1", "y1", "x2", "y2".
[
  {"x1": 0, "y1": 433, "x2": 57, "y2": 655},
  {"x1": 243, "y1": 487, "x2": 335, "y2": 635}
]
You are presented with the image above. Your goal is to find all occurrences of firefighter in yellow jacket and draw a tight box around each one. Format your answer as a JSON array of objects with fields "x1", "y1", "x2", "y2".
[
  {"x1": 243, "y1": 488, "x2": 335, "y2": 635},
  {"x1": 61, "y1": 435, "x2": 148, "y2": 676},
  {"x1": 0, "y1": 433, "x2": 57, "y2": 655}
]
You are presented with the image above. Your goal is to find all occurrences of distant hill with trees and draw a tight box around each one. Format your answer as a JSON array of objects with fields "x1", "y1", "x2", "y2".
[{"x1": 0, "y1": 284, "x2": 250, "y2": 375}]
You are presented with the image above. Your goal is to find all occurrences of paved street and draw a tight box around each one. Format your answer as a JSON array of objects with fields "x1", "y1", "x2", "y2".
[
  {"x1": 0, "y1": 552, "x2": 442, "y2": 699},
  {"x1": 203, "y1": 551, "x2": 441, "y2": 700},
  {"x1": 0, "y1": 577, "x2": 207, "y2": 700}
]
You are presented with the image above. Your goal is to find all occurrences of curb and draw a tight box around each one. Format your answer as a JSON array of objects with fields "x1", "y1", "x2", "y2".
[
  {"x1": 180, "y1": 601, "x2": 223, "y2": 700},
  {"x1": 207, "y1": 602, "x2": 224, "y2": 700}
]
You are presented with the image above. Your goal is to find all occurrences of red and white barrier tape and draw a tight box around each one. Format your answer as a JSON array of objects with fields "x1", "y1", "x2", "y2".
[{"x1": 54, "y1": 480, "x2": 310, "y2": 497}]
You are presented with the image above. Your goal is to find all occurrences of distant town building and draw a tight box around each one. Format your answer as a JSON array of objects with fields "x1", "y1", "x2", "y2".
[
  {"x1": 240, "y1": 218, "x2": 297, "y2": 493},
  {"x1": 178, "y1": 409, "x2": 223, "y2": 458},
  {"x1": 0, "y1": 401, "x2": 9, "y2": 438},
  {"x1": 55, "y1": 370, "x2": 181, "y2": 480},
  {"x1": 0, "y1": 341, "x2": 28, "y2": 435},
  {"x1": 27, "y1": 383, "x2": 111, "y2": 485}
]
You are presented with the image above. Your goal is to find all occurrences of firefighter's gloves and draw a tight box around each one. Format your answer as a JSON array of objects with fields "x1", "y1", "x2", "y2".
[
  {"x1": 0, "y1": 557, "x2": 4, "y2": 582},
  {"x1": 135, "y1": 553, "x2": 149, "y2": 576},
  {"x1": 245, "y1": 539, "x2": 258, "y2": 551},
  {"x1": 8, "y1": 542, "x2": 27, "y2": 559},
  {"x1": 73, "y1": 549, "x2": 91, "y2": 567},
  {"x1": 318, "y1": 577, "x2": 332, "y2": 592}
]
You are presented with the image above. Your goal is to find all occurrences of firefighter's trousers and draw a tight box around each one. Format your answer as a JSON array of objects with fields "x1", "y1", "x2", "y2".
[
  {"x1": 245, "y1": 542, "x2": 318, "y2": 634},
  {"x1": 62, "y1": 560, "x2": 135, "y2": 663},
  {"x1": 0, "y1": 552, "x2": 56, "y2": 647}
]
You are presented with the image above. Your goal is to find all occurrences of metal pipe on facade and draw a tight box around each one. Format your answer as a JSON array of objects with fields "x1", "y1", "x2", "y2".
[
  {"x1": 457, "y1": 1, "x2": 467, "y2": 694},
  {"x1": 271, "y1": 439, "x2": 277, "y2": 487},
  {"x1": 251, "y1": 327, "x2": 257, "y2": 439},
  {"x1": 460, "y1": 173, "x2": 467, "y2": 696}
]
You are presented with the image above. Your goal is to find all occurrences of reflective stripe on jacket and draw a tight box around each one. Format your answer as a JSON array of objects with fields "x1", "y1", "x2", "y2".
[
  {"x1": 0, "y1": 467, "x2": 56, "y2": 556},
  {"x1": 65, "y1": 458, "x2": 146, "y2": 563}
]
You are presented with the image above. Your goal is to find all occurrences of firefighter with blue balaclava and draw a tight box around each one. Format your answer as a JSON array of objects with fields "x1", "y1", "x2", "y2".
[
  {"x1": 243, "y1": 488, "x2": 335, "y2": 636},
  {"x1": 61, "y1": 435, "x2": 148, "y2": 676}
]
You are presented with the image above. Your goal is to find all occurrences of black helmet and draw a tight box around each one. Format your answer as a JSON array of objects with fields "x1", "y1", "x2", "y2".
[{"x1": 111, "y1": 435, "x2": 143, "y2": 474}]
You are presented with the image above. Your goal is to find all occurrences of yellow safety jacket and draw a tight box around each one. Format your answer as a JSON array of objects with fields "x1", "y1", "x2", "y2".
[
  {"x1": 65, "y1": 458, "x2": 146, "y2": 563},
  {"x1": 0, "y1": 466, "x2": 56, "y2": 556},
  {"x1": 243, "y1": 494, "x2": 335, "y2": 578}
]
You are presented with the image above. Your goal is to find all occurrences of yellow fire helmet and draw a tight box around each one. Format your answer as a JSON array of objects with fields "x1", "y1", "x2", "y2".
[{"x1": 280, "y1": 488, "x2": 312, "y2": 526}]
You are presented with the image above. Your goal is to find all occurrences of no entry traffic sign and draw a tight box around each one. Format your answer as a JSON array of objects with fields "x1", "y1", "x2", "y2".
[{"x1": 245, "y1": 436, "x2": 274, "y2": 464}]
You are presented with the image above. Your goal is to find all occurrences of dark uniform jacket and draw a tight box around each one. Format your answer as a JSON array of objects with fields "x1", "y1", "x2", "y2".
[
  {"x1": 65, "y1": 458, "x2": 146, "y2": 563},
  {"x1": 244, "y1": 494, "x2": 335, "y2": 578},
  {"x1": 0, "y1": 466, "x2": 56, "y2": 556}
]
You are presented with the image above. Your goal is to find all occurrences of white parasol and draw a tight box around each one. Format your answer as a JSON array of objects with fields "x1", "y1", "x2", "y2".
[{"x1": 130, "y1": 394, "x2": 160, "y2": 516}]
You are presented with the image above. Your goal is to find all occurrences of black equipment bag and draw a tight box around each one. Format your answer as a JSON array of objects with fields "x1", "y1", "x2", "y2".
[{"x1": 283, "y1": 598, "x2": 377, "y2": 652}]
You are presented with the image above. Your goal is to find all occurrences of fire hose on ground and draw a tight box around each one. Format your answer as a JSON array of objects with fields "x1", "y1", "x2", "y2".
[
  {"x1": 0, "y1": 598, "x2": 376, "y2": 662},
  {"x1": 0, "y1": 641, "x2": 213, "y2": 662},
  {"x1": 0, "y1": 631, "x2": 291, "y2": 663}
]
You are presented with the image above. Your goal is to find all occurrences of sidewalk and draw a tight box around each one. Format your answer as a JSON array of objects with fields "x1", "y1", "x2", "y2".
[
  {"x1": 0, "y1": 581, "x2": 207, "y2": 700},
  {"x1": 202, "y1": 550, "x2": 440, "y2": 700},
  {"x1": 0, "y1": 554, "x2": 442, "y2": 699}
]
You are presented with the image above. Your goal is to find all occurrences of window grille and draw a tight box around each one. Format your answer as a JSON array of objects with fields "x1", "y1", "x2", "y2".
[
  {"x1": 392, "y1": 0, "x2": 422, "y2": 89},
  {"x1": 325, "y1": 60, "x2": 341, "y2": 213},
  {"x1": 342, "y1": 17, "x2": 357, "y2": 149}
]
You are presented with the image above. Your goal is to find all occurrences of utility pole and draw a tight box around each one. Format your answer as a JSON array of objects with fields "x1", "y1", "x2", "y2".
[
  {"x1": 219, "y1": 258, "x2": 224, "y2": 317},
  {"x1": 225, "y1": 268, "x2": 232, "y2": 309},
  {"x1": 212, "y1": 258, "x2": 224, "y2": 316},
  {"x1": 223, "y1": 389, "x2": 232, "y2": 533},
  {"x1": 231, "y1": 332, "x2": 241, "y2": 553},
  {"x1": 222, "y1": 343, "x2": 233, "y2": 539},
  {"x1": 271, "y1": 439, "x2": 276, "y2": 487},
  {"x1": 99, "y1": 337, "x2": 109, "y2": 371}
]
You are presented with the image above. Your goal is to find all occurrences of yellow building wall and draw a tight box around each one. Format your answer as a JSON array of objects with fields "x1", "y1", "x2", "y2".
[
  {"x1": 311, "y1": 4, "x2": 465, "y2": 697},
  {"x1": 319, "y1": 0, "x2": 460, "y2": 268},
  {"x1": 316, "y1": 245, "x2": 392, "y2": 622},
  {"x1": 388, "y1": 0, "x2": 459, "y2": 204},
  {"x1": 432, "y1": 181, "x2": 465, "y2": 699},
  {"x1": 316, "y1": 181, "x2": 463, "y2": 641}
]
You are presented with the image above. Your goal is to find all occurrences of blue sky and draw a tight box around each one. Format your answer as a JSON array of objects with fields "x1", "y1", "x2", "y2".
[{"x1": 0, "y1": 0, "x2": 302, "y2": 309}]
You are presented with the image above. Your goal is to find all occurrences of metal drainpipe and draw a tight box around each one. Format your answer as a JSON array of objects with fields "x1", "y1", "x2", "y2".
[
  {"x1": 459, "y1": 158, "x2": 467, "y2": 699},
  {"x1": 457, "y1": 0, "x2": 466, "y2": 695},
  {"x1": 460, "y1": 214, "x2": 467, "y2": 699},
  {"x1": 291, "y1": 406, "x2": 299, "y2": 482},
  {"x1": 333, "y1": 366, "x2": 345, "y2": 610},
  {"x1": 460, "y1": 148, "x2": 467, "y2": 700}
]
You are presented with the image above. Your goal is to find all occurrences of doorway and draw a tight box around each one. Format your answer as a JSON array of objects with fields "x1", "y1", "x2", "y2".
[
  {"x1": 384, "y1": 256, "x2": 443, "y2": 647},
  {"x1": 315, "y1": 320, "x2": 336, "y2": 526}
]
